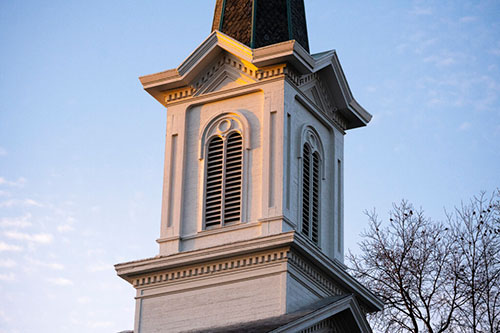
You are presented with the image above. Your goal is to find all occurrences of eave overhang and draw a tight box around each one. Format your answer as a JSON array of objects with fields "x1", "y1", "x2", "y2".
[
  {"x1": 139, "y1": 31, "x2": 371, "y2": 130},
  {"x1": 115, "y1": 231, "x2": 384, "y2": 313}
]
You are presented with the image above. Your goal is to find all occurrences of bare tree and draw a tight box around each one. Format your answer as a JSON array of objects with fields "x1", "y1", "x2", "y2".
[
  {"x1": 348, "y1": 201, "x2": 461, "y2": 332},
  {"x1": 450, "y1": 192, "x2": 500, "y2": 333}
]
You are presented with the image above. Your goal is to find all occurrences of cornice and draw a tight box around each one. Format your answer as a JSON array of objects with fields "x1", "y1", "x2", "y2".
[
  {"x1": 292, "y1": 90, "x2": 346, "y2": 134},
  {"x1": 129, "y1": 247, "x2": 289, "y2": 289},
  {"x1": 139, "y1": 30, "x2": 372, "y2": 127},
  {"x1": 288, "y1": 250, "x2": 345, "y2": 297},
  {"x1": 163, "y1": 54, "x2": 286, "y2": 106},
  {"x1": 115, "y1": 231, "x2": 296, "y2": 278},
  {"x1": 291, "y1": 233, "x2": 384, "y2": 313},
  {"x1": 115, "y1": 230, "x2": 383, "y2": 313}
]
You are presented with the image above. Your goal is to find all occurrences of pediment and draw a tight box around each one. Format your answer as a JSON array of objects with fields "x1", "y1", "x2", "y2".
[
  {"x1": 193, "y1": 54, "x2": 258, "y2": 96},
  {"x1": 140, "y1": 30, "x2": 372, "y2": 130},
  {"x1": 300, "y1": 79, "x2": 329, "y2": 113}
]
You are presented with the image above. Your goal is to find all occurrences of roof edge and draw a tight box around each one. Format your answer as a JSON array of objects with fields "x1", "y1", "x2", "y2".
[{"x1": 271, "y1": 295, "x2": 372, "y2": 333}]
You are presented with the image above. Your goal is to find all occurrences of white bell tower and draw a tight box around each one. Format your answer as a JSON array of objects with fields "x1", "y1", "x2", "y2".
[{"x1": 116, "y1": 1, "x2": 382, "y2": 332}]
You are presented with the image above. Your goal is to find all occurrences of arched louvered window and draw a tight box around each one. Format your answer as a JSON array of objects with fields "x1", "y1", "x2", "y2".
[
  {"x1": 301, "y1": 143, "x2": 321, "y2": 244},
  {"x1": 204, "y1": 132, "x2": 243, "y2": 229},
  {"x1": 205, "y1": 137, "x2": 224, "y2": 228}
]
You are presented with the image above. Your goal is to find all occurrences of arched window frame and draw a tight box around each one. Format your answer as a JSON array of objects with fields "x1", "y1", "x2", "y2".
[
  {"x1": 298, "y1": 125, "x2": 325, "y2": 246},
  {"x1": 199, "y1": 112, "x2": 250, "y2": 230}
]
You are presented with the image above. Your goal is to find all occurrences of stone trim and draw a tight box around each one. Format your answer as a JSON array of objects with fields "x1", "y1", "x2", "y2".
[
  {"x1": 164, "y1": 86, "x2": 196, "y2": 103},
  {"x1": 288, "y1": 251, "x2": 345, "y2": 297},
  {"x1": 164, "y1": 54, "x2": 287, "y2": 105},
  {"x1": 297, "y1": 73, "x2": 349, "y2": 131},
  {"x1": 292, "y1": 82, "x2": 348, "y2": 132},
  {"x1": 284, "y1": 66, "x2": 301, "y2": 86},
  {"x1": 129, "y1": 246, "x2": 346, "y2": 298},
  {"x1": 132, "y1": 248, "x2": 289, "y2": 288}
]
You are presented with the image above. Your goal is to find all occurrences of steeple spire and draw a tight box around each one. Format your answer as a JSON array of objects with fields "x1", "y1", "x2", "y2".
[{"x1": 212, "y1": 0, "x2": 310, "y2": 52}]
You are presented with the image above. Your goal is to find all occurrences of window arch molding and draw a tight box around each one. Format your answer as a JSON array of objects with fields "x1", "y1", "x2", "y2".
[
  {"x1": 198, "y1": 111, "x2": 251, "y2": 160},
  {"x1": 199, "y1": 112, "x2": 251, "y2": 230},
  {"x1": 298, "y1": 125, "x2": 325, "y2": 246},
  {"x1": 297, "y1": 125, "x2": 325, "y2": 179}
]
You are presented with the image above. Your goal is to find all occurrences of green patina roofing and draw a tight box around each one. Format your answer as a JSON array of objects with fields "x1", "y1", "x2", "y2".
[{"x1": 212, "y1": 0, "x2": 310, "y2": 52}]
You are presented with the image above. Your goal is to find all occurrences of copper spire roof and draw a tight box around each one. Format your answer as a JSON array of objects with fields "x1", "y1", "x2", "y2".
[{"x1": 212, "y1": 0, "x2": 310, "y2": 52}]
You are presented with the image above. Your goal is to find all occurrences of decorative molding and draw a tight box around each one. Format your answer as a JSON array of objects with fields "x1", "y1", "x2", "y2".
[
  {"x1": 164, "y1": 86, "x2": 196, "y2": 104},
  {"x1": 162, "y1": 54, "x2": 350, "y2": 134},
  {"x1": 293, "y1": 85, "x2": 348, "y2": 132},
  {"x1": 299, "y1": 318, "x2": 334, "y2": 333},
  {"x1": 297, "y1": 73, "x2": 349, "y2": 131},
  {"x1": 130, "y1": 246, "x2": 347, "y2": 302},
  {"x1": 284, "y1": 66, "x2": 301, "y2": 86},
  {"x1": 298, "y1": 125, "x2": 326, "y2": 178},
  {"x1": 181, "y1": 221, "x2": 261, "y2": 241},
  {"x1": 198, "y1": 111, "x2": 251, "y2": 160},
  {"x1": 164, "y1": 54, "x2": 287, "y2": 106},
  {"x1": 288, "y1": 251, "x2": 345, "y2": 297},
  {"x1": 131, "y1": 248, "x2": 289, "y2": 288},
  {"x1": 271, "y1": 294, "x2": 372, "y2": 333},
  {"x1": 332, "y1": 111, "x2": 348, "y2": 131}
]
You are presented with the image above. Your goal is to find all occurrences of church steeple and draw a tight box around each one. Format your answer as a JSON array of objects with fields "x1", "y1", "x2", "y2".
[
  {"x1": 212, "y1": 0, "x2": 310, "y2": 52},
  {"x1": 117, "y1": 2, "x2": 382, "y2": 331}
]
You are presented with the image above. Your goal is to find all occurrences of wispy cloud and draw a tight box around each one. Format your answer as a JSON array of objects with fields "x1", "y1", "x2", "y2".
[
  {"x1": 0, "y1": 259, "x2": 17, "y2": 268},
  {"x1": 0, "y1": 198, "x2": 43, "y2": 208},
  {"x1": 424, "y1": 54, "x2": 458, "y2": 67},
  {"x1": 0, "y1": 177, "x2": 26, "y2": 187},
  {"x1": 87, "y1": 263, "x2": 111, "y2": 273},
  {"x1": 0, "y1": 273, "x2": 15, "y2": 281},
  {"x1": 459, "y1": 16, "x2": 477, "y2": 23},
  {"x1": 87, "y1": 248, "x2": 105, "y2": 257},
  {"x1": 24, "y1": 199, "x2": 43, "y2": 207},
  {"x1": 0, "y1": 310, "x2": 11, "y2": 323},
  {"x1": 0, "y1": 147, "x2": 7, "y2": 156},
  {"x1": 57, "y1": 224, "x2": 74, "y2": 233},
  {"x1": 90, "y1": 205, "x2": 101, "y2": 213},
  {"x1": 26, "y1": 257, "x2": 64, "y2": 270},
  {"x1": 398, "y1": 32, "x2": 438, "y2": 55},
  {"x1": 0, "y1": 242, "x2": 22, "y2": 252},
  {"x1": 458, "y1": 122, "x2": 471, "y2": 131},
  {"x1": 0, "y1": 213, "x2": 32, "y2": 229},
  {"x1": 47, "y1": 277, "x2": 73, "y2": 286},
  {"x1": 77, "y1": 296, "x2": 91, "y2": 304},
  {"x1": 57, "y1": 216, "x2": 76, "y2": 233},
  {"x1": 411, "y1": 6, "x2": 433, "y2": 16},
  {"x1": 418, "y1": 73, "x2": 500, "y2": 111},
  {"x1": 4, "y1": 231, "x2": 53, "y2": 244},
  {"x1": 88, "y1": 321, "x2": 114, "y2": 329}
]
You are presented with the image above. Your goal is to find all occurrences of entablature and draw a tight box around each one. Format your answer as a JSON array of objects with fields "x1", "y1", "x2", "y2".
[
  {"x1": 115, "y1": 231, "x2": 383, "y2": 313},
  {"x1": 139, "y1": 31, "x2": 371, "y2": 130}
]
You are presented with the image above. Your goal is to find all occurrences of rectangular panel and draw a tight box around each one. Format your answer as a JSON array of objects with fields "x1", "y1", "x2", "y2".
[
  {"x1": 167, "y1": 135, "x2": 178, "y2": 227},
  {"x1": 268, "y1": 110, "x2": 277, "y2": 207}
]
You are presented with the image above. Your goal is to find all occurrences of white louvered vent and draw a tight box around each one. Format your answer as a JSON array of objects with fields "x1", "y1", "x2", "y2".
[
  {"x1": 302, "y1": 144, "x2": 320, "y2": 245},
  {"x1": 205, "y1": 137, "x2": 224, "y2": 228},
  {"x1": 301, "y1": 144, "x2": 311, "y2": 238},
  {"x1": 223, "y1": 132, "x2": 243, "y2": 225},
  {"x1": 311, "y1": 152, "x2": 320, "y2": 244},
  {"x1": 204, "y1": 132, "x2": 243, "y2": 229}
]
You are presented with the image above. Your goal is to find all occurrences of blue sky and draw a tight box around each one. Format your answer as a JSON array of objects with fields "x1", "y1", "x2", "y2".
[{"x1": 0, "y1": 0, "x2": 499, "y2": 332}]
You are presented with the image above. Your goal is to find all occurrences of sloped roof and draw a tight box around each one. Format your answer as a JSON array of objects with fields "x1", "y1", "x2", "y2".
[
  {"x1": 181, "y1": 295, "x2": 372, "y2": 333},
  {"x1": 211, "y1": 0, "x2": 309, "y2": 51}
]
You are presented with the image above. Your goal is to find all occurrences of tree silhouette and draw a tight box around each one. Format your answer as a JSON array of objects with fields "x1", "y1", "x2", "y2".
[{"x1": 348, "y1": 190, "x2": 500, "y2": 333}]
